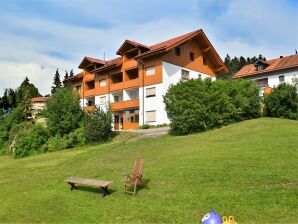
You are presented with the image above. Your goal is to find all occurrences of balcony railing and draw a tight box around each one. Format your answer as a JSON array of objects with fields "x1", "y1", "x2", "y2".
[
  {"x1": 85, "y1": 105, "x2": 96, "y2": 112},
  {"x1": 124, "y1": 59, "x2": 138, "y2": 69},
  {"x1": 110, "y1": 82, "x2": 124, "y2": 92},
  {"x1": 111, "y1": 99, "x2": 139, "y2": 111},
  {"x1": 84, "y1": 89, "x2": 96, "y2": 97},
  {"x1": 124, "y1": 78, "x2": 139, "y2": 89}
]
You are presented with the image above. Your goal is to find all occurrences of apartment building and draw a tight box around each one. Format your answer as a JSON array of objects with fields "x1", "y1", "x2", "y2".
[
  {"x1": 234, "y1": 54, "x2": 298, "y2": 94},
  {"x1": 65, "y1": 29, "x2": 228, "y2": 130}
]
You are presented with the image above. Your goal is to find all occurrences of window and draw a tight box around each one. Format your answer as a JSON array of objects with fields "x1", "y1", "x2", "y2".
[
  {"x1": 146, "y1": 66, "x2": 155, "y2": 76},
  {"x1": 114, "y1": 95, "x2": 120, "y2": 102},
  {"x1": 255, "y1": 78, "x2": 268, "y2": 88},
  {"x1": 126, "y1": 110, "x2": 139, "y2": 123},
  {"x1": 76, "y1": 85, "x2": 81, "y2": 92},
  {"x1": 181, "y1": 69, "x2": 190, "y2": 80},
  {"x1": 99, "y1": 96, "x2": 106, "y2": 104},
  {"x1": 203, "y1": 57, "x2": 207, "y2": 65},
  {"x1": 146, "y1": 87, "x2": 156, "y2": 98},
  {"x1": 190, "y1": 52, "x2": 194, "y2": 61},
  {"x1": 175, "y1": 47, "x2": 181, "y2": 56},
  {"x1": 86, "y1": 81, "x2": 95, "y2": 89},
  {"x1": 99, "y1": 79, "x2": 106, "y2": 87},
  {"x1": 279, "y1": 75, "x2": 285, "y2": 83},
  {"x1": 198, "y1": 74, "x2": 202, "y2": 79},
  {"x1": 257, "y1": 64, "x2": 264, "y2": 71},
  {"x1": 146, "y1": 110, "x2": 156, "y2": 122}
]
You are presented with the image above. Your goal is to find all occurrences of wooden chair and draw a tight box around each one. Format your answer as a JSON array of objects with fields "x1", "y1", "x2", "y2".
[{"x1": 122, "y1": 158, "x2": 145, "y2": 197}]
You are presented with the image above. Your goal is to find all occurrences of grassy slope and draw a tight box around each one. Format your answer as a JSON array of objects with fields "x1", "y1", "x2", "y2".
[{"x1": 0, "y1": 118, "x2": 297, "y2": 223}]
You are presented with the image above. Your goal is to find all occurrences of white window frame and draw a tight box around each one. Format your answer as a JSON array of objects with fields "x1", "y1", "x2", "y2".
[
  {"x1": 146, "y1": 87, "x2": 156, "y2": 98},
  {"x1": 181, "y1": 69, "x2": 190, "y2": 80},
  {"x1": 99, "y1": 96, "x2": 106, "y2": 105}
]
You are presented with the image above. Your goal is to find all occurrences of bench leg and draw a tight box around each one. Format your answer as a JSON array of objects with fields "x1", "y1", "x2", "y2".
[
  {"x1": 68, "y1": 182, "x2": 78, "y2": 190},
  {"x1": 101, "y1": 186, "x2": 110, "y2": 197}
]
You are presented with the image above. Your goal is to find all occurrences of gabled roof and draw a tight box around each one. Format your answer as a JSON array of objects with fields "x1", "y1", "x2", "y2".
[
  {"x1": 92, "y1": 57, "x2": 122, "y2": 73},
  {"x1": 78, "y1": 56, "x2": 106, "y2": 69},
  {"x1": 64, "y1": 71, "x2": 84, "y2": 82},
  {"x1": 234, "y1": 54, "x2": 298, "y2": 78},
  {"x1": 31, "y1": 97, "x2": 50, "y2": 102},
  {"x1": 116, "y1": 40, "x2": 150, "y2": 55}
]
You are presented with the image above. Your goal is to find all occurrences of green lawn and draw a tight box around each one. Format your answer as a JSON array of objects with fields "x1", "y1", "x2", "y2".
[{"x1": 0, "y1": 118, "x2": 297, "y2": 223}]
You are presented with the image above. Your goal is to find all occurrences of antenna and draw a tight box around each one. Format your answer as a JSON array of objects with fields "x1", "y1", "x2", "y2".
[{"x1": 102, "y1": 49, "x2": 106, "y2": 62}]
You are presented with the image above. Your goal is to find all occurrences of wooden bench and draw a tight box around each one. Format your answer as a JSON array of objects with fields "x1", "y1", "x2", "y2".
[{"x1": 65, "y1": 177, "x2": 112, "y2": 197}]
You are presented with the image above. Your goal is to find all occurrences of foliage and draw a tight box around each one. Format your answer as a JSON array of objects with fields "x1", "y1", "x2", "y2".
[
  {"x1": 13, "y1": 125, "x2": 50, "y2": 158},
  {"x1": 218, "y1": 54, "x2": 267, "y2": 79},
  {"x1": 18, "y1": 87, "x2": 32, "y2": 119},
  {"x1": 83, "y1": 107, "x2": 113, "y2": 143},
  {"x1": 16, "y1": 77, "x2": 41, "y2": 105},
  {"x1": 138, "y1": 124, "x2": 152, "y2": 129},
  {"x1": 264, "y1": 82, "x2": 298, "y2": 120},
  {"x1": 164, "y1": 78, "x2": 261, "y2": 135},
  {"x1": 51, "y1": 69, "x2": 62, "y2": 94},
  {"x1": 42, "y1": 127, "x2": 86, "y2": 152},
  {"x1": 45, "y1": 87, "x2": 83, "y2": 136}
]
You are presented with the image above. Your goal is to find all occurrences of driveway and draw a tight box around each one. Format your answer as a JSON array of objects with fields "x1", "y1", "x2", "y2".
[{"x1": 125, "y1": 127, "x2": 170, "y2": 141}]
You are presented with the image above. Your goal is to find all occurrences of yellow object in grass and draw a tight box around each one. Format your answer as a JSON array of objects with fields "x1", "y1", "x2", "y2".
[{"x1": 222, "y1": 216, "x2": 238, "y2": 224}]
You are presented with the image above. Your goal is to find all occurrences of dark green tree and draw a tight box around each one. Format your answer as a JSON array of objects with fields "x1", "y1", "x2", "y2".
[
  {"x1": 64, "y1": 71, "x2": 69, "y2": 80},
  {"x1": 19, "y1": 87, "x2": 32, "y2": 120},
  {"x1": 69, "y1": 69, "x2": 74, "y2": 77},
  {"x1": 45, "y1": 87, "x2": 82, "y2": 136},
  {"x1": 16, "y1": 77, "x2": 41, "y2": 105},
  {"x1": 7, "y1": 88, "x2": 17, "y2": 108},
  {"x1": 51, "y1": 69, "x2": 62, "y2": 95}
]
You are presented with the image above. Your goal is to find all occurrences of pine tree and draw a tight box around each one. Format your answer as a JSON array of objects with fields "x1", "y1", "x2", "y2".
[
  {"x1": 64, "y1": 71, "x2": 69, "y2": 80},
  {"x1": 19, "y1": 86, "x2": 32, "y2": 119},
  {"x1": 51, "y1": 69, "x2": 62, "y2": 95},
  {"x1": 16, "y1": 77, "x2": 41, "y2": 105},
  {"x1": 69, "y1": 69, "x2": 74, "y2": 77}
]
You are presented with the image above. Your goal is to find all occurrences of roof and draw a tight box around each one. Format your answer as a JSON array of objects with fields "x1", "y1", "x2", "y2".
[
  {"x1": 64, "y1": 71, "x2": 84, "y2": 82},
  {"x1": 31, "y1": 97, "x2": 50, "y2": 102},
  {"x1": 85, "y1": 29, "x2": 228, "y2": 74},
  {"x1": 234, "y1": 54, "x2": 298, "y2": 78},
  {"x1": 78, "y1": 56, "x2": 106, "y2": 69}
]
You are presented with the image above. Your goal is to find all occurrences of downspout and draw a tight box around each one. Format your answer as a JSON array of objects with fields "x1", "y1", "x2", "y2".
[{"x1": 137, "y1": 59, "x2": 145, "y2": 126}]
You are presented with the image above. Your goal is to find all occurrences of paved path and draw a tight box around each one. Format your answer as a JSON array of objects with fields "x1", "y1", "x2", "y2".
[{"x1": 124, "y1": 127, "x2": 170, "y2": 142}]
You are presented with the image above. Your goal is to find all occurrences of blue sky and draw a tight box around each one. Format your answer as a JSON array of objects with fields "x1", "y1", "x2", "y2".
[{"x1": 0, "y1": 0, "x2": 297, "y2": 95}]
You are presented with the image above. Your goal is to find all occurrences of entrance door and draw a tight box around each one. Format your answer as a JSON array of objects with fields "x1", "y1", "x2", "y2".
[{"x1": 114, "y1": 115, "x2": 120, "y2": 130}]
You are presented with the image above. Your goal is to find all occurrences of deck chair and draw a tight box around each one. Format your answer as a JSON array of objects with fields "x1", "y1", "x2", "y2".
[{"x1": 122, "y1": 158, "x2": 145, "y2": 197}]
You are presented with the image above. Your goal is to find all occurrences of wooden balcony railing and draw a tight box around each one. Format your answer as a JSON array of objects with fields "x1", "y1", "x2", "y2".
[
  {"x1": 110, "y1": 82, "x2": 124, "y2": 92},
  {"x1": 84, "y1": 89, "x2": 96, "y2": 97},
  {"x1": 124, "y1": 78, "x2": 139, "y2": 89},
  {"x1": 124, "y1": 59, "x2": 138, "y2": 70},
  {"x1": 85, "y1": 105, "x2": 96, "y2": 112},
  {"x1": 111, "y1": 99, "x2": 139, "y2": 111}
]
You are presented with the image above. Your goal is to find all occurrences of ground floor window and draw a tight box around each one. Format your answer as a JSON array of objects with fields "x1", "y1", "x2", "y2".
[
  {"x1": 146, "y1": 110, "x2": 156, "y2": 122},
  {"x1": 125, "y1": 109, "x2": 139, "y2": 124}
]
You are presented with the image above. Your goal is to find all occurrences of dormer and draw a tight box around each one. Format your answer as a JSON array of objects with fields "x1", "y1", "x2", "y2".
[
  {"x1": 254, "y1": 59, "x2": 268, "y2": 71},
  {"x1": 78, "y1": 57, "x2": 106, "y2": 72},
  {"x1": 116, "y1": 40, "x2": 150, "y2": 59}
]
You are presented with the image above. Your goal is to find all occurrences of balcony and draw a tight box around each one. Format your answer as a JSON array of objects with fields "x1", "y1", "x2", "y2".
[
  {"x1": 124, "y1": 59, "x2": 138, "y2": 70},
  {"x1": 124, "y1": 78, "x2": 139, "y2": 89},
  {"x1": 111, "y1": 99, "x2": 139, "y2": 111},
  {"x1": 84, "y1": 89, "x2": 96, "y2": 97},
  {"x1": 85, "y1": 105, "x2": 96, "y2": 112},
  {"x1": 110, "y1": 82, "x2": 124, "y2": 92}
]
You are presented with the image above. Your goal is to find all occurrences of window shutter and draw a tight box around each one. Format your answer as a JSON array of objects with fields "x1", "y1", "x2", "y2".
[
  {"x1": 146, "y1": 87, "x2": 156, "y2": 97},
  {"x1": 146, "y1": 67, "x2": 155, "y2": 76},
  {"x1": 146, "y1": 111, "x2": 156, "y2": 122}
]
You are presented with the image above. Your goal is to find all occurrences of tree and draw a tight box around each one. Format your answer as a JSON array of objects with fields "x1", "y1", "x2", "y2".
[
  {"x1": 16, "y1": 77, "x2": 41, "y2": 105},
  {"x1": 69, "y1": 69, "x2": 74, "y2": 77},
  {"x1": 7, "y1": 88, "x2": 17, "y2": 108},
  {"x1": 83, "y1": 107, "x2": 113, "y2": 143},
  {"x1": 64, "y1": 71, "x2": 69, "y2": 80},
  {"x1": 51, "y1": 69, "x2": 62, "y2": 95},
  {"x1": 45, "y1": 87, "x2": 82, "y2": 136},
  {"x1": 264, "y1": 82, "x2": 298, "y2": 120},
  {"x1": 19, "y1": 87, "x2": 32, "y2": 120}
]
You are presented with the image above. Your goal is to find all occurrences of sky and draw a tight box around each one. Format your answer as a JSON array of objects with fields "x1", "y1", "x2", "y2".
[{"x1": 0, "y1": 0, "x2": 297, "y2": 95}]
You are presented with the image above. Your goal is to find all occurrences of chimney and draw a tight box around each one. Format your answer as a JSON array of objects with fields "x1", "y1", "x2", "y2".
[{"x1": 280, "y1": 56, "x2": 283, "y2": 58}]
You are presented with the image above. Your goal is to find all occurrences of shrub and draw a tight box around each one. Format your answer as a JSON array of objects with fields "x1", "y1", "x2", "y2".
[
  {"x1": 264, "y1": 82, "x2": 298, "y2": 120},
  {"x1": 138, "y1": 124, "x2": 152, "y2": 129},
  {"x1": 45, "y1": 87, "x2": 83, "y2": 136},
  {"x1": 163, "y1": 78, "x2": 261, "y2": 135},
  {"x1": 83, "y1": 107, "x2": 113, "y2": 143},
  {"x1": 14, "y1": 125, "x2": 50, "y2": 158},
  {"x1": 42, "y1": 127, "x2": 86, "y2": 152}
]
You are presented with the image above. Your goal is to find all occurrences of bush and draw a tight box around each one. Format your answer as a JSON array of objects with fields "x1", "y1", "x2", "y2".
[
  {"x1": 264, "y1": 82, "x2": 298, "y2": 120},
  {"x1": 83, "y1": 107, "x2": 113, "y2": 143},
  {"x1": 138, "y1": 124, "x2": 152, "y2": 129},
  {"x1": 45, "y1": 87, "x2": 83, "y2": 136},
  {"x1": 14, "y1": 125, "x2": 50, "y2": 158},
  {"x1": 42, "y1": 127, "x2": 86, "y2": 152},
  {"x1": 163, "y1": 78, "x2": 261, "y2": 135}
]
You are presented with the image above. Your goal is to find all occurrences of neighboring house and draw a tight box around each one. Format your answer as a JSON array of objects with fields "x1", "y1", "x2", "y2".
[
  {"x1": 64, "y1": 29, "x2": 228, "y2": 130},
  {"x1": 31, "y1": 97, "x2": 50, "y2": 117},
  {"x1": 234, "y1": 54, "x2": 298, "y2": 94}
]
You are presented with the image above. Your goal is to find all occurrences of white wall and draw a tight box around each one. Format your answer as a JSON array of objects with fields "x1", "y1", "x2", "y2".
[
  {"x1": 249, "y1": 67, "x2": 298, "y2": 93},
  {"x1": 95, "y1": 94, "x2": 109, "y2": 111},
  {"x1": 139, "y1": 61, "x2": 215, "y2": 126}
]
